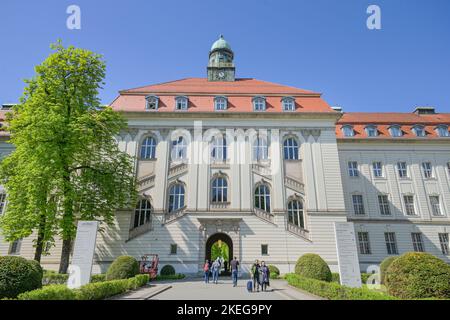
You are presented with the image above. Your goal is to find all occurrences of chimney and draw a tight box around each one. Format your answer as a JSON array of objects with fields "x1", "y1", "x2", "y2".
[
  {"x1": 332, "y1": 106, "x2": 343, "y2": 113},
  {"x1": 414, "y1": 106, "x2": 435, "y2": 115}
]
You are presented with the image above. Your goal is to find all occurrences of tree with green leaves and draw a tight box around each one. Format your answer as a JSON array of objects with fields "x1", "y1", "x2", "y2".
[{"x1": 0, "y1": 42, "x2": 137, "y2": 273}]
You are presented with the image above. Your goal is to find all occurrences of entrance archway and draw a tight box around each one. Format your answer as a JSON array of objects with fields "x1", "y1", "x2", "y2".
[{"x1": 205, "y1": 233, "x2": 233, "y2": 269}]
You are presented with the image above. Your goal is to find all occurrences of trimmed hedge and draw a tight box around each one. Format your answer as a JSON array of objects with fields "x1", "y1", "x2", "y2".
[
  {"x1": 268, "y1": 265, "x2": 280, "y2": 276},
  {"x1": 91, "y1": 274, "x2": 106, "y2": 283},
  {"x1": 380, "y1": 256, "x2": 397, "y2": 284},
  {"x1": 160, "y1": 265, "x2": 176, "y2": 276},
  {"x1": 155, "y1": 274, "x2": 185, "y2": 281},
  {"x1": 286, "y1": 274, "x2": 395, "y2": 300},
  {"x1": 106, "y1": 256, "x2": 140, "y2": 281},
  {"x1": 331, "y1": 272, "x2": 375, "y2": 284},
  {"x1": 0, "y1": 256, "x2": 43, "y2": 298},
  {"x1": 295, "y1": 254, "x2": 332, "y2": 282},
  {"x1": 385, "y1": 252, "x2": 450, "y2": 299},
  {"x1": 43, "y1": 271, "x2": 106, "y2": 285},
  {"x1": 18, "y1": 274, "x2": 149, "y2": 300}
]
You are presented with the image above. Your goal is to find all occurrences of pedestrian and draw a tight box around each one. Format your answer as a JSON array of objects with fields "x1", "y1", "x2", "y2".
[
  {"x1": 212, "y1": 258, "x2": 221, "y2": 284},
  {"x1": 251, "y1": 259, "x2": 261, "y2": 292},
  {"x1": 230, "y1": 256, "x2": 240, "y2": 287},
  {"x1": 224, "y1": 260, "x2": 228, "y2": 273},
  {"x1": 260, "y1": 261, "x2": 270, "y2": 292},
  {"x1": 203, "y1": 260, "x2": 210, "y2": 284}
]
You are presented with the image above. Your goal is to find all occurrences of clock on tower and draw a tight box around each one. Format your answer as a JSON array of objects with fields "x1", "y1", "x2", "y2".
[{"x1": 207, "y1": 35, "x2": 236, "y2": 82}]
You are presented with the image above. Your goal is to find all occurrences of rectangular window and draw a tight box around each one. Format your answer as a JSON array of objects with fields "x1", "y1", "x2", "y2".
[
  {"x1": 373, "y1": 162, "x2": 383, "y2": 177},
  {"x1": 411, "y1": 233, "x2": 425, "y2": 252},
  {"x1": 404, "y1": 195, "x2": 416, "y2": 216},
  {"x1": 439, "y1": 233, "x2": 449, "y2": 255},
  {"x1": 348, "y1": 161, "x2": 359, "y2": 177},
  {"x1": 357, "y1": 232, "x2": 371, "y2": 255},
  {"x1": 384, "y1": 232, "x2": 398, "y2": 255},
  {"x1": 397, "y1": 162, "x2": 408, "y2": 178},
  {"x1": 0, "y1": 193, "x2": 6, "y2": 215},
  {"x1": 422, "y1": 162, "x2": 433, "y2": 179},
  {"x1": 429, "y1": 196, "x2": 442, "y2": 216},
  {"x1": 378, "y1": 195, "x2": 391, "y2": 215},
  {"x1": 261, "y1": 244, "x2": 269, "y2": 256},
  {"x1": 8, "y1": 239, "x2": 22, "y2": 255},
  {"x1": 170, "y1": 244, "x2": 178, "y2": 255},
  {"x1": 352, "y1": 195, "x2": 365, "y2": 215}
]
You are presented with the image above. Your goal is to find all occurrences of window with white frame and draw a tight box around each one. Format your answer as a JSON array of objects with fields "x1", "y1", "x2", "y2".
[
  {"x1": 133, "y1": 199, "x2": 152, "y2": 229},
  {"x1": 384, "y1": 232, "x2": 398, "y2": 255},
  {"x1": 422, "y1": 162, "x2": 433, "y2": 178},
  {"x1": 171, "y1": 136, "x2": 187, "y2": 161},
  {"x1": 429, "y1": 196, "x2": 442, "y2": 216},
  {"x1": 168, "y1": 184, "x2": 185, "y2": 213},
  {"x1": 175, "y1": 96, "x2": 188, "y2": 110},
  {"x1": 145, "y1": 95, "x2": 159, "y2": 110},
  {"x1": 261, "y1": 244, "x2": 269, "y2": 256},
  {"x1": 352, "y1": 195, "x2": 365, "y2": 215},
  {"x1": 283, "y1": 138, "x2": 299, "y2": 160},
  {"x1": 253, "y1": 137, "x2": 269, "y2": 161},
  {"x1": 404, "y1": 195, "x2": 416, "y2": 216},
  {"x1": 397, "y1": 162, "x2": 408, "y2": 178},
  {"x1": 436, "y1": 125, "x2": 449, "y2": 137},
  {"x1": 378, "y1": 195, "x2": 391, "y2": 215},
  {"x1": 211, "y1": 136, "x2": 227, "y2": 162},
  {"x1": 413, "y1": 125, "x2": 426, "y2": 137},
  {"x1": 287, "y1": 199, "x2": 305, "y2": 229},
  {"x1": 254, "y1": 184, "x2": 271, "y2": 213},
  {"x1": 348, "y1": 161, "x2": 359, "y2": 177},
  {"x1": 253, "y1": 97, "x2": 266, "y2": 111},
  {"x1": 365, "y1": 125, "x2": 378, "y2": 137},
  {"x1": 282, "y1": 97, "x2": 295, "y2": 111},
  {"x1": 140, "y1": 137, "x2": 157, "y2": 159},
  {"x1": 389, "y1": 125, "x2": 402, "y2": 137},
  {"x1": 357, "y1": 232, "x2": 371, "y2": 255},
  {"x1": 0, "y1": 193, "x2": 6, "y2": 215},
  {"x1": 439, "y1": 233, "x2": 449, "y2": 255},
  {"x1": 8, "y1": 239, "x2": 22, "y2": 255},
  {"x1": 211, "y1": 176, "x2": 228, "y2": 203},
  {"x1": 342, "y1": 125, "x2": 354, "y2": 137},
  {"x1": 373, "y1": 162, "x2": 383, "y2": 177},
  {"x1": 214, "y1": 97, "x2": 227, "y2": 111},
  {"x1": 411, "y1": 233, "x2": 425, "y2": 252}
]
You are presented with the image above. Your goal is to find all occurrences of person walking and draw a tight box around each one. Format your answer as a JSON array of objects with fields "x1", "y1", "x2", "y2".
[
  {"x1": 224, "y1": 260, "x2": 228, "y2": 274},
  {"x1": 212, "y1": 258, "x2": 221, "y2": 284},
  {"x1": 251, "y1": 260, "x2": 261, "y2": 292},
  {"x1": 230, "y1": 256, "x2": 240, "y2": 287},
  {"x1": 203, "y1": 260, "x2": 210, "y2": 284},
  {"x1": 260, "y1": 261, "x2": 270, "y2": 292}
]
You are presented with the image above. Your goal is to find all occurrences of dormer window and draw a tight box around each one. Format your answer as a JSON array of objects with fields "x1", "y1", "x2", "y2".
[
  {"x1": 413, "y1": 125, "x2": 426, "y2": 137},
  {"x1": 145, "y1": 95, "x2": 159, "y2": 111},
  {"x1": 389, "y1": 125, "x2": 402, "y2": 137},
  {"x1": 175, "y1": 96, "x2": 188, "y2": 111},
  {"x1": 342, "y1": 125, "x2": 355, "y2": 137},
  {"x1": 214, "y1": 96, "x2": 228, "y2": 111},
  {"x1": 365, "y1": 125, "x2": 378, "y2": 137},
  {"x1": 436, "y1": 125, "x2": 449, "y2": 137},
  {"x1": 282, "y1": 97, "x2": 295, "y2": 112},
  {"x1": 253, "y1": 97, "x2": 266, "y2": 111}
]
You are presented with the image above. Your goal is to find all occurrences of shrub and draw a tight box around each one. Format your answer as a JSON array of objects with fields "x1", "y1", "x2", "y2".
[
  {"x1": 18, "y1": 285, "x2": 77, "y2": 300},
  {"x1": 269, "y1": 272, "x2": 279, "y2": 280},
  {"x1": 385, "y1": 252, "x2": 450, "y2": 299},
  {"x1": 91, "y1": 274, "x2": 106, "y2": 283},
  {"x1": 0, "y1": 256, "x2": 43, "y2": 298},
  {"x1": 331, "y1": 273, "x2": 340, "y2": 283},
  {"x1": 268, "y1": 265, "x2": 280, "y2": 276},
  {"x1": 42, "y1": 271, "x2": 69, "y2": 285},
  {"x1": 155, "y1": 274, "x2": 185, "y2": 281},
  {"x1": 106, "y1": 256, "x2": 140, "y2": 281},
  {"x1": 380, "y1": 256, "x2": 397, "y2": 284},
  {"x1": 295, "y1": 254, "x2": 332, "y2": 282},
  {"x1": 160, "y1": 265, "x2": 176, "y2": 276},
  {"x1": 286, "y1": 274, "x2": 396, "y2": 300}
]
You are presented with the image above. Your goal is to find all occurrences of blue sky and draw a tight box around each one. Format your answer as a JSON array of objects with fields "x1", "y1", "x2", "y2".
[{"x1": 1, "y1": 0, "x2": 449, "y2": 113}]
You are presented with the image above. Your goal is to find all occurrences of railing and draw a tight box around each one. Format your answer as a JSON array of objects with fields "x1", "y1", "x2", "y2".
[
  {"x1": 287, "y1": 223, "x2": 310, "y2": 240},
  {"x1": 210, "y1": 202, "x2": 231, "y2": 210},
  {"x1": 284, "y1": 176, "x2": 305, "y2": 194},
  {"x1": 168, "y1": 163, "x2": 188, "y2": 179},
  {"x1": 164, "y1": 207, "x2": 187, "y2": 224},
  {"x1": 253, "y1": 208, "x2": 275, "y2": 224},
  {"x1": 137, "y1": 174, "x2": 155, "y2": 192},
  {"x1": 252, "y1": 163, "x2": 272, "y2": 178},
  {"x1": 128, "y1": 222, "x2": 152, "y2": 241}
]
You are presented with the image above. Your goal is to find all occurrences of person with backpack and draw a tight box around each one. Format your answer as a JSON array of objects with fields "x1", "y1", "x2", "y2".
[
  {"x1": 203, "y1": 260, "x2": 210, "y2": 284},
  {"x1": 211, "y1": 258, "x2": 221, "y2": 284},
  {"x1": 260, "y1": 261, "x2": 270, "y2": 292}
]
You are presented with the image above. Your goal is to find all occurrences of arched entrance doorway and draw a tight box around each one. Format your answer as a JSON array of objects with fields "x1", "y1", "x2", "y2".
[{"x1": 205, "y1": 233, "x2": 233, "y2": 273}]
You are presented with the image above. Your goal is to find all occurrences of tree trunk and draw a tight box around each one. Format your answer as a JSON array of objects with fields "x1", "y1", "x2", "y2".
[
  {"x1": 59, "y1": 238, "x2": 72, "y2": 274},
  {"x1": 34, "y1": 213, "x2": 47, "y2": 263}
]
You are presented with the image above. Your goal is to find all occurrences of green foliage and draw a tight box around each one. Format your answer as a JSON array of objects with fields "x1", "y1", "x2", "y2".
[
  {"x1": 160, "y1": 265, "x2": 176, "y2": 276},
  {"x1": 286, "y1": 274, "x2": 396, "y2": 300},
  {"x1": 106, "y1": 256, "x2": 140, "y2": 281},
  {"x1": 18, "y1": 285, "x2": 77, "y2": 300},
  {"x1": 380, "y1": 256, "x2": 398, "y2": 284},
  {"x1": 361, "y1": 273, "x2": 373, "y2": 284},
  {"x1": 385, "y1": 252, "x2": 450, "y2": 299},
  {"x1": 0, "y1": 256, "x2": 43, "y2": 298},
  {"x1": 295, "y1": 254, "x2": 332, "y2": 282},
  {"x1": 154, "y1": 274, "x2": 186, "y2": 281},
  {"x1": 91, "y1": 274, "x2": 106, "y2": 283},
  {"x1": 42, "y1": 270, "x2": 105, "y2": 285},
  {"x1": 211, "y1": 241, "x2": 229, "y2": 262},
  {"x1": 331, "y1": 273, "x2": 340, "y2": 283},
  {"x1": 268, "y1": 265, "x2": 280, "y2": 276}
]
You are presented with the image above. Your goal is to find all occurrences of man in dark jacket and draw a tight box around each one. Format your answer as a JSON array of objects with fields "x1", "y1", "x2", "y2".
[
  {"x1": 251, "y1": 260, "x2": 261, "y2": 292},
  {"x1": 230, "y1": 257, "x2": 239, "y2": 287}
]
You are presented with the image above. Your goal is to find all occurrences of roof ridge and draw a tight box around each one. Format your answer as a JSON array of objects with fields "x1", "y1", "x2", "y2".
[{"x1": 120, "y1": 78, "x2": 199, "y2": 93}]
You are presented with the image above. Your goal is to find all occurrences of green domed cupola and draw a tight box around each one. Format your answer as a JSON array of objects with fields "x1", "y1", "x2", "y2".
[{"x1": 207, "y1": 35, "x2": 235, "y2": 82}]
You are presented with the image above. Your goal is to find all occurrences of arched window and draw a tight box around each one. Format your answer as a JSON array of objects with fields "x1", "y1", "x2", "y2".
[
  {"x1": 145, "y1": 95, "x2": 159, "y2": 110},
  {"x1": 214, "y1": 97, "x2": 228, "y2": 111},
  {"x1": 254, "y1": 184, "x2": 271, "y2": 212},
  {"x1": 389, "y1": 125, "x2": 402, "y2": 137},
  {"x1": 168, "y1": 184, "x2": 185, "y2": 213},
  {"x1": 283, "y1": 137, "x2": 299, "y2": 160},
  {"x1": 287, "y1": 199, "x2": 305, "y2": 229},
  {"x1": 140, "y1": 137, "x2": 157, "y2": 159},
  {"x1": 413, "y1": 125, "x2": 426, "y2": 137},
  {"x1": 253, "y1": 137, "x2": 268, "y2": 161},
  {"x1": 211, "y1": 136, "x2": 227, "y2": 161},
  {"x1": 133, "y1": 199, "x2": 152, "y2": 229},
  {"x1": 171, "y1": 136, "x2": 187, "y2": 161},
  {"x1": 175, "y1": 96, "x2": 188, "y2": 110},
  {"x1": 253, "y1": 97, "x2": 266, "y2": 111},
  {"x1": 436, "y1": 125, "x2": 449, "y2": 137},
  {"x1": 365, "y1": 125, "x2": 378, "y2": 137},
  {"x1": 211, "y1": 177, "x2": 228, "y2": 203},
  {"x1": 342, "y1": 125, "x2": 355, "y2": 137}
]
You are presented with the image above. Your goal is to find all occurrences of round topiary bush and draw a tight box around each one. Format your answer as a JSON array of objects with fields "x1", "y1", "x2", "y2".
[
  {"x1": 0, "y1": 256, "x2": 43, "y2": 298},
  {"x1": 106, "y1": 256, "x2": 140, "y2": 281},
  {"x1": 295, "y1": 253, "x2": 332, "y2": 282},
  {"x1": 385, "y1": 252, "x2": 450, "y2": 299},
  {"x1": 160, "y1": 265, "x2": 176, "y2": 276},
  {"x1": 380, "y1": 256, "x2": 397, "y2": 284},
  {"x1": 268, "y1": 265, "x2": 280, "y2": 276}
]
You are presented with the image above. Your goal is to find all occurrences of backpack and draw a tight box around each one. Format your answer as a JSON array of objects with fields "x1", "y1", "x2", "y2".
[{"x1": 203, "y1": 263, "x2": 210, "y2": 272}]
